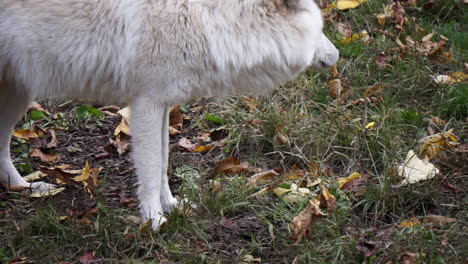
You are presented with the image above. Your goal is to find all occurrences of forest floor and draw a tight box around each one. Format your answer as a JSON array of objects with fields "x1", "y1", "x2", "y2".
[{"x1": 1, "y1": 0, "x2": 467, "y2": 263}]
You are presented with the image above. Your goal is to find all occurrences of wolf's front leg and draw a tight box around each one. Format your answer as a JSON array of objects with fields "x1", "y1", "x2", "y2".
[
  {"x1": 131, "y1": 98, "x2": 168, "y2": 230},
  {"x1": 160, "y1": 106, "x2": 178, "y2": 213}
]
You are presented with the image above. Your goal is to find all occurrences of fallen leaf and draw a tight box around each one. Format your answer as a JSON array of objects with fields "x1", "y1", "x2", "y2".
[
  {"x1": 274, "y1": 184, "x2": 310, "y2": 203},
  {"x1": 398, "y1": 252, "x2": 425, "y2": 264},
  {"x1": 320, "y1": 187, "x2": 336, "y2": 209},
  {"x1": 364, "y1": 84, "x2": 384, "y2": 97},
  {"x1": 423, "y1": 215, "x2": 456, "y2": 225},
  {"x1": 215, "y1": 157, "x2": 250, "y2": 175},
  {"x1": 338, "y1": 172, "x2": 362, "y2": 188},
  {"x1": 329, "y1": 78, "x2": 343, "y2": 98},
  {"x1": 169, "y1": 105, "x2": 185, "y2": 132},
  {"x1": 194, "y1": 144, "x2": 214, "y2": 152},
  {"x1": 341, "y1": 174, "x2": 367, "y2": 197},
  {"x1": 365, "y1": 122, "x2": 376, "y2": 130},
  {"x1": 117, "y1": 107, "x2": 131, "y2": 122},
  {"x1": 397, "y1": 150, "x2": 439, "y2": 185},
  {"x1": 338, "y1": 30, "x2": 369, "y2": 45},
  {"x1": 419, "y1": 129, "x2": 459, "y2": 160},
  {"x1": 109, "y1": 134, "x2": 131, "y2": 155},
  {"x1": 290, "y1": 198, "x2": 327, "y2": 244},
  {"x1": 12, "y1": 129, "x2": 39, "y2": 140},
  {"x1": 429, "y1": 116, "x2": 447, "y2": 128},
  {"x1": 209, "y1": 180, "x2": 222, "y2": 193},
  {"x1": 178, "y1": 137, "x2": 196, "y2": 151},
  {"x1": 240, "y1": 255, "x2": 261, "y2": 263},
  {"x1": 398, "y1": 217, "x2": 421, "y2": 228},
  {"x1": 31, "y1": 148, "x2": 61, "y2": 163},
  {"x1": 30, "y1": 129, "x2": 58, "y2": 149},
  {"x1": 29, "y1": 101, "x2": 46, "y2": 112},
  {"x1": 40, "y1": 167, "x2": 80, "y2": 186},
  {"x1": 74, "y1": 161, "x2": 101, "y2": 195},
  {"x1": 434, "y1": 72, "x2": 468, "y2": 84},
  {"x1": 248, "y1": 169, "x2": 280, "y2": 186},
  {"x1": 22, "y1": 171, "x2": 48, "y2": 182},
  {"x1": 356, "y1": 241, "x2": 379, "y2": 257},
  {"x1": 336, "y1": 0, "x2": 368, "y2": 11},
  {"x1": 79, "y1": 251, "x2": 96, "y2": 264},
  {"x1": 30, "y1": 187, "x2": 66, "y2": 198},
  {"x1": 114, "y1": 118, "x2": 131, "y2": 136},
  {"x1": 242, "y1": 97, "x2": 259, "y2": 111},
  {"x1": 7, "y1": 257, "x2": 30, "y2": 264},
  {"x1": 273, "y1": 129, "x2": 290, "y2": 148}
]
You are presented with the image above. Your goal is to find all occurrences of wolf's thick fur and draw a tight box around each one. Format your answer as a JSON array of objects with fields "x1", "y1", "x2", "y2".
[{"x1": 0, "y1": 0, "x2": 338, "y2": 229}]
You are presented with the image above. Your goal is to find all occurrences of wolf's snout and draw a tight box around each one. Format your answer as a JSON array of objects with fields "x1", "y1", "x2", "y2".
[{"x1": 314, "y1": 33, "x2": 339, "y2": 69}]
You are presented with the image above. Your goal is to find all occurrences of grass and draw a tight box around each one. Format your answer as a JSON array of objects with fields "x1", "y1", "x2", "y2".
[{"x1": 1, "y1": 0, "x2": 467, "y2": 263}]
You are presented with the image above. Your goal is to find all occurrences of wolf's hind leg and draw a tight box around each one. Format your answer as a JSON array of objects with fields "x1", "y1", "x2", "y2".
[{"x1": 0, "y1": 87, "x2": 55, "y2": 191}]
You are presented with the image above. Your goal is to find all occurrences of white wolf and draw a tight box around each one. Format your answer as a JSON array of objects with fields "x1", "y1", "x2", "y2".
[{"x1": 0, "y1": 0, "x2": 338, "y2": 230}]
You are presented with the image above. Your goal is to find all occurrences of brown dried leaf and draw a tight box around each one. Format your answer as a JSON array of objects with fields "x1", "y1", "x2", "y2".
[
  {"x1": 290, "y1": 198, "x2": 327, "y2": 244},
  {"x1": 356, "y1": 241, "x2": 379, "y2": 257},
  {"x1": 109, "y1": 134, "x2": 131, "y2": 155},
  {"x1": 30, "y1": 129, "x2": 58, "y2": 149},
  {"x1": 248, "y1": 169, "x2": 280, "y2": 186},
  {"x1": 398, "y1": 252, "x2": 425, "y2": 264},
  {"x1": 40, "y1": 167, "x2": 79, "y2": 186},
  {"x1": 114, "y1": 118, "x2": 131, "y2": 136},
  {"x1": 242, "y1": 97, "x2": 259, "y2": 111},
  {"x1": 79, "y1": 250, "x2": 96, "y2": 264},
  {"x1": 7, "y1": 257, "x2": 30, "y2": 264},
  {"x1": 178, "y1": 137, "x2": 196, "y2": 151},
  {"x1": 423, "y1": 215, "x2": 456, "y2": 225},
  {"x1": 215, "y1": 157, "x2": 250, "y2": 176},
  {"x1": 169, "y1": 105, "x2": 185, "y2": 132},
  {"x1": 31, "y1": 148, "x2": 60, "y2": 163}
]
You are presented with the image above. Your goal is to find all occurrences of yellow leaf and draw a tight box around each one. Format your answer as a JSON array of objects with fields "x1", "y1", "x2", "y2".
[
  {"x1": 338, "y1": 172, "x2": 362, "y2": 188},
  {"x1": 376, "y1": 13, "x2": 386, "y2": 25},
  {"x1": 30, "y1": 187, "x2": 66, "y2": 198},
  {"x1": 273, "y1": 187, "x2": 291, "y2": 197},
  {"x1": 419, "y1": 129, "x2": 459, "y2": 159},
  {"x1": 12, "y1": 129, "x2": 39, "y2": 140},
  {"x1": 398, "y1": 217, "x2": 421, "y2": 228},
  {"x1": 397, "y1": 150, "x2": 439, "y2": 185},
  {"x1": 365, "y1": 122, "x2": 376, "y2": 130},
  {"x1": 194, "y1": 145, "x2": 214, "y2": 152},
  {"x1": 336, "y1": 0, "x2": 367, "y2": 10},
  {"x1": 321, "y1": 187, "x2": 337, "y2": 209},
  {"x1": 338, "y1": 31, "x2": 369, "y2": 45},
  {"x1": 274, "y1": 184, "x2": 310, "y2": 203},
  {"x1": 330, "y1": 66, "x2": 340, "y2": 79},
  {"x1": 74, "y1": 161, "x2": 101, "y2": 195}
]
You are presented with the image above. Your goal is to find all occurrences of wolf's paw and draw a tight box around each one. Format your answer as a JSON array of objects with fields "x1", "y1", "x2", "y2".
[
  {"x1": 161, "y1": 194, "x2": 178, "y2": 213},
  {"x1": 30, "y1": 181, "x2": 58, "y2": 192}
]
